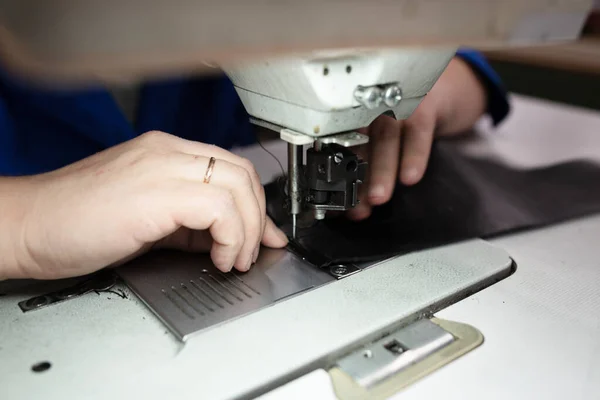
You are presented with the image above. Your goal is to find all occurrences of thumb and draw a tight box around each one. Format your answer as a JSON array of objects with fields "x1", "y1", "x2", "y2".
[{"x1": 261, "y1": 216, "x2": 289, "y2": 248}]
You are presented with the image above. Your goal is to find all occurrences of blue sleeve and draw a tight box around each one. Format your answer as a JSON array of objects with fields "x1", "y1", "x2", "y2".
[{"x1": 455, "y1": 48, "x2": 510, "y2": 126}]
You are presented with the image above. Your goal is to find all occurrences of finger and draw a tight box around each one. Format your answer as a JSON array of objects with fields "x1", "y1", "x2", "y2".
[
  {"x1": 160, "y1": 135, "x2": 267, "y2": 256},
  {"x1": 399, "y1": 111, "x2": 436, "y2": 186},
  {"x1": 154, "y1": 228, "x2": 213, "y2": 253},
  {"x1": 177, "y1": 155, "x2": 263, "y2": 271},
  {"x1": 356, "y1": 127, "x2": 369, "y2": 135},
  {"x1": 261, "y1": 216, "x2": 289, "y2": 248},
  {"x1": 210, "y1": 160, "x2": 263, "y2": 270},
  {"x1": 167, "y1": 181, "x2": 245, "y2": 272},
  {"x1": 366, "y1": 115, "x2": 402, "y2": 206},
  {"x1": 227, "y1": 157, "x2": 266, "y2": 257},
  {"x1": 352, "y1": 142, "x2": 370, "y2": 163}
]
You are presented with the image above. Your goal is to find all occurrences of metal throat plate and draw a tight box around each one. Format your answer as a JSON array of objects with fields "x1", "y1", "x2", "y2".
[{"x1": 117, "y1": 248, "x2": 334, "y2": 341}]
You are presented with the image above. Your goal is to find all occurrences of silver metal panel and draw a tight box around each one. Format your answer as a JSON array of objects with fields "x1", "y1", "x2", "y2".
[
  {"x1": 117, "y1": 248, "x2": 334, "y2": 341},
  {"x1": 336, "y1": 319, "x2": 454, "y2": 389},
  {"x1": 0, "y1": 239, "x2": 513, "y2": 400}
]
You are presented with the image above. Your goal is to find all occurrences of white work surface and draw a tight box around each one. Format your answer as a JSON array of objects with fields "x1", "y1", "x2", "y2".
[{"x1": 247, "y1": 94, "x2": 600, "y2": 400}]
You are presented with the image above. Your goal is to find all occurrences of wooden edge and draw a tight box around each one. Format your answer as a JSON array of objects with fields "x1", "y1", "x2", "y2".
[{"x1": 484, "y1": 38, "x2": 600, "y2": 75}]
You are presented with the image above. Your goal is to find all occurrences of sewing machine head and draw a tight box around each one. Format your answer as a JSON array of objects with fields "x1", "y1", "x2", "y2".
[{"x1": 222, "y1": 48, "x2": 456, "y2": 229}]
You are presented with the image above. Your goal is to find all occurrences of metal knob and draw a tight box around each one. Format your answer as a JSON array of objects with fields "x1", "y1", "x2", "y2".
[
  {"x1": 354, "y1": 84, "x2": 402, "y2": 109},
  {"x1": 383, "y1": 84, "x2": 402, "y2": 107},
  {"x1": 354, "y1": 86, "x2": 383, "y2": 109},
  {"x1": 314, "y1": 209, "x2": 326, "y2": 220}
]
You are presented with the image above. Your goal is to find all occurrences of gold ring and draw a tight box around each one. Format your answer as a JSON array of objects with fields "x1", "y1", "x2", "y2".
[{"x1": 204, "y1": 157, "x2": 216, "y2": 184}]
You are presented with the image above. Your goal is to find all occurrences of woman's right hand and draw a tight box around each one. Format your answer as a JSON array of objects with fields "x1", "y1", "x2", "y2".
[{"x1": 1, "y1": 131, "x2": 288, "y2": 281}]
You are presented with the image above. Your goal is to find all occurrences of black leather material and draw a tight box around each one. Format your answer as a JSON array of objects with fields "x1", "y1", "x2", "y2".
[{"x1": 266, "y1": 140, "x2": 600, "y2": 268}]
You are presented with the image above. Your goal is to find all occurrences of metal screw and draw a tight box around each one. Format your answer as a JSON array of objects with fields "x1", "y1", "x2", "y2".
[
  {"x1": 330, "y1": 265, "x2": 349, "y2": 277},
  {"x1": 334, "y1": 152, "x2": 344, "y2": 164},
  {"x1": 25, "y1": 296, "x2": 49, "y2": 309},
  {"x1": 383, "y1": 84, "x2": 402, "y2": 107},
  {"x1": 314, "y1": 209, "x2": 326, "y2": 220},
  {"x1": 354, "y1": 86, "x2": 382, "y2": 109}
]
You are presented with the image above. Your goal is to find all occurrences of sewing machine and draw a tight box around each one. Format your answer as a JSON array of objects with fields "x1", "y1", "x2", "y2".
[{"x1": 0, "y1": 1, "x2": 595, "y2": 399}]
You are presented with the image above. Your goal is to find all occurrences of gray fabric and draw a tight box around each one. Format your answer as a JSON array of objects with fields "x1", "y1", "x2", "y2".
[{"x1": 266, "y1": 140, "x2": 600, "y2": 268}]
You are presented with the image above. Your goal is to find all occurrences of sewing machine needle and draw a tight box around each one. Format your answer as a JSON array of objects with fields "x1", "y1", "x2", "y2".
[{"x1": 292, "y1": 214, "x2": 297, "y2": 239}]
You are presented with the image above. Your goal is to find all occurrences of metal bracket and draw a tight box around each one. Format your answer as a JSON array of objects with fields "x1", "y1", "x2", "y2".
[
  {"x1": 281, "y1": 128, "x2": 315, "y2": 145},
  {"x1": 335, "y1": 319, "x2": 454, "y2": 389},
  {"x1": 315, "y1": 131, "x2": 369, "y2": 148},
  {"x1": 329, "y1": 317, "x2": 485, "y2": 399},
  {"x1": 250, "y1": 117, "x2": 313, "y2": 145},
  {"x1": 18, "y1": 270, "x2": 117, "y2": 313},
  {"x1": 285, "y1": 241, "x2": 362, "y2": 279},
  {"x1": 249, "y1": 116, "x2": 369, "y2": 147}
]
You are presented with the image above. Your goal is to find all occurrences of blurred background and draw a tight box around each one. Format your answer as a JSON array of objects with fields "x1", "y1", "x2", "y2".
[{"x1": 485, "y1": 0, "x2": 600, "y2": 110}]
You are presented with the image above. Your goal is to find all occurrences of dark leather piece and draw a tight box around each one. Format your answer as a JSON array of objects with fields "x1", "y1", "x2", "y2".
[{"x1": 265, "y1": 140, "x2": 600, "y2": 267}]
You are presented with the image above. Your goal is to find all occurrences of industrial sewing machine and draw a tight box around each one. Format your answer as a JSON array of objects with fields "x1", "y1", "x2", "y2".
[{"x1": 0, "y1": 1, "x2": 593, "y2": 399}]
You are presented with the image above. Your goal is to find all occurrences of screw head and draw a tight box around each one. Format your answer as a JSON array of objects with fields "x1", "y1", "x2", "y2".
[
  {"x1": 383, "y1": 84, "x2": 402, "y2": 107},
  {"x1": 334, "y1": 152, "x2": 344, "y2": 164},
  {"x1": 354, "y1": 86, "x2": 382, "y2": 109},
  {"x1": 314, "y1": 209, "x2": 326, "y2": 220},
  {"x1": 25, "y1": 296, "x2": 50, "y2": 309},
  {"x1": 330, "y1": 265, "x2": 349, "y2": 277}
]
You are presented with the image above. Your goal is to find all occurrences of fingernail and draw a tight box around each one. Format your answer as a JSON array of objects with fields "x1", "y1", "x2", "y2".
[
  {"x1": 275, "y1": 227, "x2": 289, "y2": 243},
  {"x1": 369, "y1": 184, "x2": 386, "y2": 199},
  {"x1": 402, "y1": 167, "x2": 420, "y2": 184}
]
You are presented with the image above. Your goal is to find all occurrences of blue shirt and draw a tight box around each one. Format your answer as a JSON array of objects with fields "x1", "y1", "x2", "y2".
[{"x1": 0, "y1": 49, "x2": 509, "y2": 176}]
